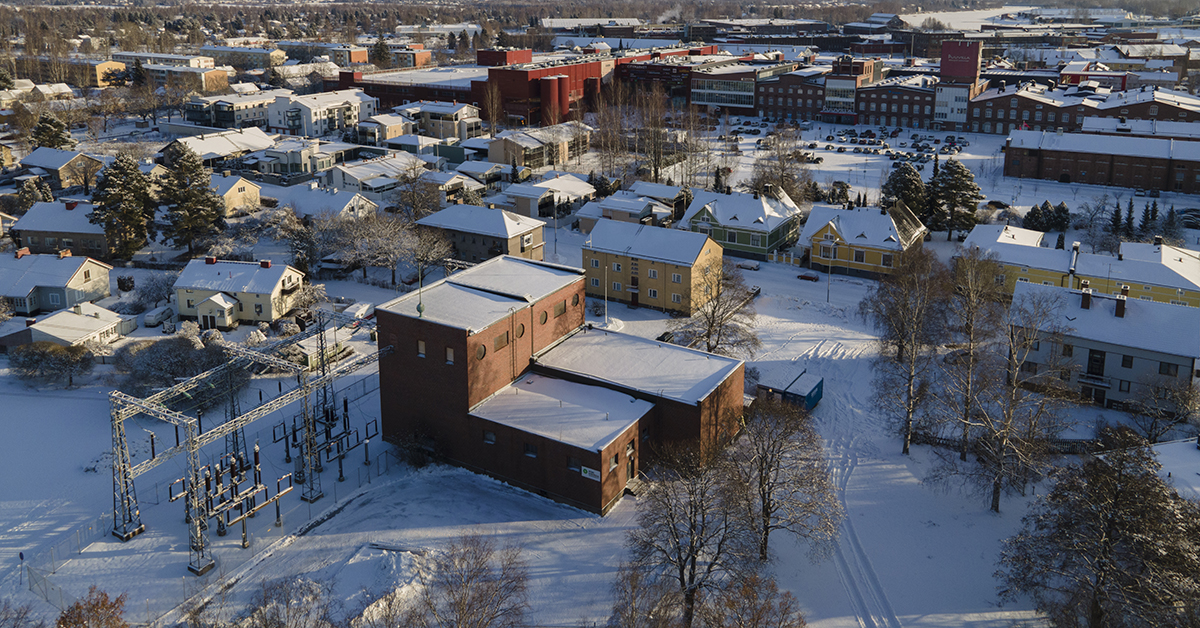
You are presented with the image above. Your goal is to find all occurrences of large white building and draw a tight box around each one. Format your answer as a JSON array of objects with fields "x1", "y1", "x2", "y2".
[{"x1": 266, "y1": 89, "x2": 378, "y2": 137}]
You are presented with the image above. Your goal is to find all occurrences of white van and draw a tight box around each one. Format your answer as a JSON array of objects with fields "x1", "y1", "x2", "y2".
[{"x1": 144, "y1": 305, "x2": 175, "y2": 327}]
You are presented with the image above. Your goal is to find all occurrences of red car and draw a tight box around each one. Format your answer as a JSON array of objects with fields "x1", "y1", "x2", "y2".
[{"x1": 798, "y1": 272, "x2": 821, "y2": 282}]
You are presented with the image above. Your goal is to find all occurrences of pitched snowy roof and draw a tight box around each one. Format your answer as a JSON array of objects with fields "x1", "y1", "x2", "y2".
[
  {"x1": 21, "y1": 147, "x2": 84, "y2": 171},
  {"x1": 455, "y1": 161, "x2": 504, "y2": 178},
  {"x1": 31, "y1": 303, "x2": 128, "y2": 344},
  {"x1": 628, "y1": 181, "x2": 683, "y2": 202},
  {"x1": 13, "y1": 201, "x2": 103, "y2": 234},
  {"x1": 257, "y1": 182, "x2": 376, "y2": 218},
  {"x1": 586, "y1": 220, "x2": 712, "y2": 266},
  {"x1": 536, "y1": 328, "x2": 743, "y2": 406},
  {"x1": 0, "y1": 253, "x2": 109, "y2": 298},
  {"x1": 798, "y1": 203, "x2": 926, "y2": 252},
  {"x1": 1014, "y1": 282, "x2": 1200, "y2": 359},
  {"x1": 209, "y1": 174, "x2": 257, "y2": 197},
  {"x1": 199, "y1": 292, "x2": 238, "y2": 308},
  {"x1": 174, "y1": 259, "x2": 299, "y2": 294},
  {"x1": 504, "y1": 183, "x2": 553, "y2": 199},
  {"x1": 533, "y1": 174, "x2": 594, "y2": 199},
  {"x1": 377, "y1": 256, "x2": 582, "y2": 331},
  {"x1": 173, "y1": 127, "x2": 275, "y2": 161},
  {"x1": 471, "y1": 373, "x2": 653, "y2": 451},
  {"x1": 683, "y1": 188, "x2": 805, "y2": 234},
  {"x1": 417, "y1": 205, "x2": 544, "y2": 238},
  {"x1": 1007, "y1": 129, "x2": 1200, "y2": 161}
]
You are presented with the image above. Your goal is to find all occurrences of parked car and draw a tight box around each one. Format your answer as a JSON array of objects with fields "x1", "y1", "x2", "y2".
[
  {"x1": 837, "y1": 146, "x2": 847, "y2": 152},
  {"x1": 798, "y1": 272, "x2": 821, "y2": 282},
  {"x1": 144, "y1": 306, "x2": 175, "y2": 328},
  {"x1": 737, "y1": 260, "x2": 761, "y2": 271},
  {"x1": 1150, "y1": 189, "x2": 1161, "y2": 198},
  {"x1": 1135, "y1": 189, "x2": 1148, "y2": 197},
  {"x1": 808, "y1": 142, "x2": 819, "y2": 149}
]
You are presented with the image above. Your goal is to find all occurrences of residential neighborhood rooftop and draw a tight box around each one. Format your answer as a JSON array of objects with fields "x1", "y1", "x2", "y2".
[
  {"x1": 174, "y1": 258, "x2": 297, "y2": 294},
  {"x1": 417, "y1": 205, "x2": 544, "y2": 238},
  {"x1": 586, "y1": 220, "x2": 712, "y2": 266}
]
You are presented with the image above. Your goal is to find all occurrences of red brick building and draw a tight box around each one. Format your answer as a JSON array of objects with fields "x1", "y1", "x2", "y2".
[
  {"x1": 857, "y1": 75, "x2": 938, "y2": 129},
  {"x1": 376, "y1": 256, "x2": 745, "y2": 513},
  {"x1": 753, "y1": 67, "x2": 828, "y2": 120},
  {"x1": 1003, "y1": 129, "x2": 1200, "y2": 193},
  {"x1": 968, "y1": 81, "x2": 1200, "y2": 135}
]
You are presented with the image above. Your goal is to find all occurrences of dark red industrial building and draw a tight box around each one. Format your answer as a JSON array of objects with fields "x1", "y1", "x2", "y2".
[
  {"x1": 337, "y1": 45, "x2": 721, "y2": 127},
  {"x1": 376, "y1": 256, "x2": 745, "y2": 514}
]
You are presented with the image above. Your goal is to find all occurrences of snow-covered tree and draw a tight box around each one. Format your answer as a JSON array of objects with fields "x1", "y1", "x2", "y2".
[
  {"x1": 90, "y1": 153, "x2": 155, "y2": 259},
  {"x1": 370, "y1": 36, "x2": 391, "y2": 68},
  {"x1": 29, "y1": 112, "x2": 76, "y2": 150},
  {"x1": 158, "y1": 147, "x2": 226, "y2": 256},
  {"x1": 134, "y1": 271, "x2": 179, "y2": 309},
  {"x1": 56, "y1": 586, "x2": 127, "y2": 628},
  {"x1": 930, "y1": 158, "x2": 983, "y2": 240},
  {"x1": 998, "y1": 428, "x2": 1200, "y2": 627},
  {"x1": 10, "y1": 342, "x2": 94, "y2": 387},
  {"x1": 881, "y1": 162, "x2": 925, "y2": 213},
  {"x1": 860, "y1": 247, "x2": 949, "y2": 454},
  {"x1": 15, "y1": 176, "x2": 52, "y2": 213}
]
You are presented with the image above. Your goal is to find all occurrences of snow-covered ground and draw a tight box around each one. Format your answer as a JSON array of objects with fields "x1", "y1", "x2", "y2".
[
  {"x1": 9, "y1": 108, "x2": 1200, "y2": 627},
  {"x1": 2, "y1": 250, "x2": 1051, "y2": 628}
]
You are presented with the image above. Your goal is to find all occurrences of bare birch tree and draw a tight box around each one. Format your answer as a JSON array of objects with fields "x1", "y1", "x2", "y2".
[
  {"x1": 696, "y1": 572, "x2": 808, "y2": 628},
  {"x1": 628, "y1": 442, "x2": 754, "y2": 628},
  {"x1": 731, "y1": 397, "x2": 841, "y2": 560},
  {"x1": 859, "y1": 247, "x2": 949, "y2": 454},
  {"x1": 607, "y1": 562, "x2": 680, "y2": 628},
  {"x1": 667, "y1": 260, "x2": 762, "y2": 358},
  {"x1": 1124, "y1": 375, "x2": 1200, "y2": 443},
  {"x1": 936, "y1": 247, "x2": 1005, "y2": 461},
  {"x1": 404, "y1": 534, "x2": 529, "y2": 628}
]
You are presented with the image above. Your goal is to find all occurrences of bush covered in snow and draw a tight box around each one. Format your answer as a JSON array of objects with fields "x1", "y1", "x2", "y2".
[
  {"x1": 10, "y1": 342, "x2": 94, "y2": 387},
  {"x1": 113, "y1": 337, "x2": 228, "y2": 397}
]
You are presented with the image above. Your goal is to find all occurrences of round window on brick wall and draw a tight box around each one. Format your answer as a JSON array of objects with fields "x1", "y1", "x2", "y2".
[
  {"x1": 515, "y1": 323, "x2": 525, "y2": 338},
  {"x1": 540, "y1": 311, "x2": 548, "y2": 324},
  {"x1": 572, "y1": 294, "x2": 579, "y2": 306},
  {"x1": 476, "y1": 345, "x2": 486, "y2": 360}
]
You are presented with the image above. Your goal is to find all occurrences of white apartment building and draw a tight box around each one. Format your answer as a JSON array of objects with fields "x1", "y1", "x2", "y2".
[
  {"x1": 185, "y1": 88, "x2": 294, "y2": 129},
  {"x1": 394, "y1": 101, "x2": 485, "y2": 141},
  {"x1": 112, "y1": 51, "x2": 215, "y2": 68},
  {"x1": 267, "y1": 89, "x2": 378, "y2": 138}
]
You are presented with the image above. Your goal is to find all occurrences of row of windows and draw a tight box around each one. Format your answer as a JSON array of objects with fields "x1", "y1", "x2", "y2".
[
  {"x1": 483, "y1": 432, "x2": 637, "y2": 474},
  {"x1": 589, "y1": 258, "x2": 682, "y2": 282},
  {"x1": 589, "y1": 277, "x2": 683, "y2": 303}
]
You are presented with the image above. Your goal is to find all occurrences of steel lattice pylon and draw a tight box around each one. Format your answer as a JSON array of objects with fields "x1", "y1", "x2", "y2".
[{"x1": 108, "y1": 316, "x2": 389, "y2": 575}]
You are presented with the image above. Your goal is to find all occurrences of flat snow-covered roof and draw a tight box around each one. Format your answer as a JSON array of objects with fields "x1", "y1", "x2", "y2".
[
  {"x1": 377, "y1": 256, "x2": 582, "y2": 331},
  {"x1": 536, "y1": 328, "x2": 742, "y2": 405},
  {"x1": 471, "y1": 373, "x2": 653, "y2": 451}
]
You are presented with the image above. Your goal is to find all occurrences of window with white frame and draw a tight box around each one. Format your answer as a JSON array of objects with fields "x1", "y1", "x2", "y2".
[
  {"x1": 648, "y1": 288, "x2": 658, "y2": 299},
  {"x1": 671, "y1": 273, "x2": 682, "y2": 283},
  {"x1": 672, "y1": 293, "x2": 681, "y2": 303}
]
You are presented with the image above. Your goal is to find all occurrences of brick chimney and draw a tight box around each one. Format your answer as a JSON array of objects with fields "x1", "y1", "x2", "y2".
[
  {"x1": 65, "y1": 201, "x2": 78, "y2": 211},
  {"x1": 1121, "y1": 284, "x2": 1130, "y2": 297},
  {"x1": 205, "y1": 257, "x2": 217, "y2": 265},
  {"x1": 260, "y1": 260, "x2": 272, "y2": 268},
  {"x1": 14, "y1": 247, "x2": 30, "y2": 259},
  {"x1": 1080, "y1": 280, "x2": 1091, "y2": 309},
  {"x1": 57, "y1": 249, "x2": 72, "y2": 259},
  {"x1": 25, "y1": 318, "x2": 35, "y2": 327},
  {"x1": 1116, "y1": 295, "x2": 1126, "y2": 318},
  {"x1": 1154, "y1": 235, "x2": 1163, "y2": 246}
]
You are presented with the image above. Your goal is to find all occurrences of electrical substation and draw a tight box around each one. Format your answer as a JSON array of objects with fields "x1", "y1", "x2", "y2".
[{"x1": 108, "y1": 311, "x2": 391, "y2": 576}]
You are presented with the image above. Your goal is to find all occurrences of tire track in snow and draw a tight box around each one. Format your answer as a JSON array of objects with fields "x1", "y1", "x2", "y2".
[{"x1": 813, "y1": 340, "x2": 901, "y2": 628}]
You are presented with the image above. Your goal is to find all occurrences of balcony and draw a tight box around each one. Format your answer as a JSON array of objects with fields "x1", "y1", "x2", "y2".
[{"x1": 1077, "y1": 372, "x2": 1111, "y2": 389}]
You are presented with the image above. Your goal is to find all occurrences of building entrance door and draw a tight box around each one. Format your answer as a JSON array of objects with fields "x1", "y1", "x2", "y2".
[{"x1": 202, "y1": 315, "x2": 216, "y2": 329}]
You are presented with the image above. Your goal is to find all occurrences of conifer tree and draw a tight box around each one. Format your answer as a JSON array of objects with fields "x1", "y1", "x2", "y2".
[
  {"x1": 1139, "y1": 202, "x2": 1154, "y2": 237},
  {"x1": 882, "y1": 162, "x2": 926, "y2": 214},
  {"x1": 1108, "y1": 205, "x2": 1122, "y2": 235},
  {"x1": 159, "y1": 147, "x2": 226, "y2": 256},
  {"x1": 930, "y1": 158, "x2": 983, "y2": 240},
  {"x1": 16, "y1": 176, "x2": 53, "y2": 213},
  {"x1": 0, "y1": 67, "x2": 14, "y2": 90},
  {"x1": 89, "y1": 153, "x2": 156, "y2": 259},
  {"x1": 30, "y1": 113, "x2": 76, "y2": 150},
  {"x1": 1124, "y1": 203, "x2": 1135, "y2": 238},
  {"x1": 370, "y1": 36, "x2": 392, "y2": 68}
]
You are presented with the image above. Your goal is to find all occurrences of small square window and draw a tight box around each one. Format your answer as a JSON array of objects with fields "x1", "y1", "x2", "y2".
[
  {"x1": 524, "y1": 443, "x2": 538, "y2": 458},
  {"x1": 609, "y1": 454, "x2": 619, "y2": 470},
  {"x1": 853, "y1": 250, "x2": 865, "y2": 263},
  {"x1": 590, "y1": 258, "x2": 599, "y2": 268},
  {"x1": 591, "y1": 277, "x2": 600, "y2": 287},
  {"x1": 612, "y1": 282, "x2": 622, "y2": 292},
  {"x1": 881, "y1": 254, "x2": 893, "y2": 268},
  {"x1": 648, "y1": 269, "x2": 658, "y2": 279},
  {"x1": 1119, "y1": 380, "x2": 1130, "y2": 393},
  {"x1": 612, "y1": 262, "x2": 621, "y2": 272},
  {"x1": 672, "y1": 273, "x2": 682, "y2": 283},
  {"x1": 1160, "y1": 362, "x2": 1179, "y2": 377},
  {"x1": 483, "y1": 430, "x2": 496, "y2": 444},
  {"x1": 648, "y1": 288, "x2": 658, "y2": 298},
  {"x1": 567, "y1": 456, "x2": 580, "y2": 471},
  {"x1": 672, "y1": 293, "x2": 681, "y2": 304},
  {"x1": 1122, "y1": 355, "x2": 1133, "y2": 368},
  {"x1": 1061, "y1": 344, "x2": 1073, "y2": 357}
]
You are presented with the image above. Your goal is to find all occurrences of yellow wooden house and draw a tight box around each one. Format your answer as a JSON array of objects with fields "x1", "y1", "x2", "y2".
[
  {"x1": 798, "y1": 202, "x2": 928, "y2": 278},
  {"x1": 961, "y1": 226, "x2": 1200, "y2": 307}
]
